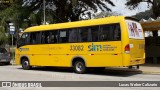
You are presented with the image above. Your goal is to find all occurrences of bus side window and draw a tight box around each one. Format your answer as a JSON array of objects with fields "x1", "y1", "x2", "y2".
[
  {"x1": 17, "y1": 33, "x2": 30, "y2": 47},
  {"x1": 41, "y1": 31, "x2": 50, "y2": 44},
  {"x1": 30, "y1": 32, "x2": 41, "y2": 44},
  {"x1": 90, "y1": 26, "x2": 99, "y2": 42},
  {"x1": 114, "y1": 25, "x2": 121, "y2": 40},
  {"x1": 100, "y1": 24, "x2": 121, "y2": 41},
  {"x1": 69, "y1": 28, "x2": 78, "y2": 43},
  {"x1": 50, "y1": 31, "x2": 58, "y2": 43},
  {"x1": 59, "y1": 30, "x2": 69, "y2": 43},
  {"x1": 100, "y1": 25, "x2": 111, "y2": 41},
  {"x1": 78, "y1": 27, "x2": 92, "y2": 42}
]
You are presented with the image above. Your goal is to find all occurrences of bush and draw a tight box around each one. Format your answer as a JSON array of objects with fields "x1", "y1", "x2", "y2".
[{"x1": 0, "y1": 26, "x2": 8, "y2": 46}]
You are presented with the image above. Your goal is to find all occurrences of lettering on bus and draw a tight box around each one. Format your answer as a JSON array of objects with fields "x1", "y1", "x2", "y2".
[
  {"x1": 70, "y1": 45, "x2": 84, "y2": 51},
  {"x1": 88, "y1": 43, "x2": 117, "y2": 51},
  {"x1": 19, "y1": 48, "x2": 29, "y2": 52},
  {"x1": 103, "y1": 45, "x2": 117, "y2": 51},
  {"x1": 49, "y1": 47, "x2": 63, "y2": 50},
  {"x1": 88, "y1": 43, "x2": 102, "y2": 51}
]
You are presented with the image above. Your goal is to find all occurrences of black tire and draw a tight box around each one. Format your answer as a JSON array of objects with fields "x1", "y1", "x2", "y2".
[
  {"x1": 74, "y1": 61, "x2": 86, "y2": 74},
  {"x1": 128, "y1": 66, "x2": 133, "y2": 69},
  {"x1": 5, "y1": 62, "x2": 11, "y2": 65},
  {"x1": 137, "y1": 65, "x2": 140, "y2": 69},
  {"x1": 22, "y1": 58, "x2": 32, "y2": 70}
]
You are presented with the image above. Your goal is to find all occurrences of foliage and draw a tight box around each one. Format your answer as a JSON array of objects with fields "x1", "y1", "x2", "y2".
[
  {"x1": 0, "y1": 0, "x2": 116, "y2": 29},
  {"x1": 94, "y1": 12, "x2": 121, "y2": 19},
  {"x1": 126, "y1": 0, "x2": 160, "y2": 18},
  {"x1": 22, "y1": 0, "x2": 115, "y2": 23},
  {"x1": 0, "y1": 0, "x2": 116, "y2": 43},
  {"x1": 132, "y1": 9, "x2": 153, "y2": 20},
  {"x1": 0, "y1": 26, "x2": 8, "y2": 46}
]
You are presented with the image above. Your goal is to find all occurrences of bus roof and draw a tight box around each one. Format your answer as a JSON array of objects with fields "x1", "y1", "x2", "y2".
[{"x1": 24, "y1": 16, "x2": 132, "y2": 32}]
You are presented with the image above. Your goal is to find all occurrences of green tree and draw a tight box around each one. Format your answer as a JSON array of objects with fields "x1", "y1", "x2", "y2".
[
  {"x1": 0, "y1": 0, "x2": 31, "y2": 38},
  {"x1": 0, "y1": 26, "x2": 8, "y2": 46},
  {"x1": 1, "y1": 0, "x2": 115, "y2": 28},
  {"x1": 0, "y1": 0, "x2": 115, "y2": 42},
  {"x1": 94, "y1": 12, "x2": 121, "y2": 19},
  {"x1": 132, "y1": 9, "x2": 153, "y2": 20},
  {"x1": 23, "y1": 0, "x2": 115, "y2": 23},
  {"x1": 126, "y1": 0, "x2": 160, "y2": 18}
]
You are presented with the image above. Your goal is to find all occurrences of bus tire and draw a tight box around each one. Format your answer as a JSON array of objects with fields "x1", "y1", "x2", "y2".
[
  {"x1": 137, "y1": 65, "x2": 140, "y2": 69},
  {"x1": 128, "y1": 66, "x2": 133, "y2": 69},
  {"x1": 22, "y1": 58, "x2": 32, "y2": 70},
  {"x1": 74, "y1": 60, "x2": 86, "y2": 74}
]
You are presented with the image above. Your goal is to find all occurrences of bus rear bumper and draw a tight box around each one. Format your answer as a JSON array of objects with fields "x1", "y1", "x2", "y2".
[{"x1": 129, "y1": 58, "x2": 145, "y2": 66}]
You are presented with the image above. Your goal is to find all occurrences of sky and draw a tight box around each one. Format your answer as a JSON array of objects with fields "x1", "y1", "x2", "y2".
[{"x1": 111, "y1": 0, "x2": 150, "y2": 16}]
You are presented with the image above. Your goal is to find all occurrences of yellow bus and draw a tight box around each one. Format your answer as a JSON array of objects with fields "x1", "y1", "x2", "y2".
[{"x1": 15, "y1": 16, "x2": 145, "y2": 74}]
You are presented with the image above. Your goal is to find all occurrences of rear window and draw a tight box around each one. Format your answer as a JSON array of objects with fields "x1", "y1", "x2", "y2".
[
  {"x1": 0, "y1": 48, "x2": 7, "y2": 53},
  {"x1": 126, "y1": 20, "x2": 144, "y2": 39}
]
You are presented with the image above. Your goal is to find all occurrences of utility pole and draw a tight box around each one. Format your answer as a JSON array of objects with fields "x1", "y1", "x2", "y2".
[
  {"x1": 43, "y1": 0, "x2": 46, "y2": 25},
  {"x1": 9, "y1": 23, "x2": 15, "y2": 61}
]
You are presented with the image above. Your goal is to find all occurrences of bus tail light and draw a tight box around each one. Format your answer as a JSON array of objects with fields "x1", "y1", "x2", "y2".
[{"x1": 125, "y1": 44, "x2": 130, "y2": 54}]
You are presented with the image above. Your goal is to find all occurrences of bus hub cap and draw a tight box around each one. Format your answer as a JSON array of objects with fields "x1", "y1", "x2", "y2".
[
  {"x1": 24, "y1": 61, "x2": 29, "y2": 66},
  {"x1": 76, "y1": 62, "x2": 83, "y2": 72}
]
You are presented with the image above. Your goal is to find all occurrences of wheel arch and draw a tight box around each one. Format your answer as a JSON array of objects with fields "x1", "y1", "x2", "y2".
[
  {"x1": 20, "y1": 56, "x2": 30, "y2": 65},
  {"x1": 71, "y1": 56, "x2": 87, "y2": 67}
]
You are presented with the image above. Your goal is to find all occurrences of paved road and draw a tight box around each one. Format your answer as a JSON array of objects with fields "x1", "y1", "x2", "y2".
[{"x1": 0, "y1": 65, "x2": 160, "y2": 90}]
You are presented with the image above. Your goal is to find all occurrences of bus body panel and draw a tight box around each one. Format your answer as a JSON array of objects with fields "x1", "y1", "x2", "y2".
[
  {"x1": 123, "y1": 19, "x2": 145, "y2": 66},
  {"x1": 48, "y1": 41, "x2": 122, "y2": 67},
  {"x1": 16, "y1": 45, "x2": 51, "y2": 66},
  {"x1": 15, "y1": 16, "x2": 145, "y2": 68},
  {"x1": 129, "y1": 39, "x2": 145, "y2": 65},
  {"x1": 119, "y1": 19, "x2": 131, "y2": 67},
  {"x1": 16, "y1": 41, "x2": 123, "y2": 67}
]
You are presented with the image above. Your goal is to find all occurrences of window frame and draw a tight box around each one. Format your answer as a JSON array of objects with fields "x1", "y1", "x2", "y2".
[
  {"x1": 17, "y1": 32, "x2": 30, "y2": 47},
  {"x1": 29, "y1": 31, "x2": 41, "y2": 45},
  {"x1": 48, "y1": 30, "x2": 59, "y2": 44},
  {"x1": 99, "y1": 23, "x2": 121, "y2": 41},
  {"x1": 17, "y1": 23, "x2": 121, "y2": 48}
]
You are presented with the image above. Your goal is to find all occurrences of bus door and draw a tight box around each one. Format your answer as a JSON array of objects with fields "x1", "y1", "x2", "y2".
[
  {"x1": 48, "y1": 30, "x2": 60, "y2": 66},
  {"x1": 28, "y1": 31, "x2": 50, "y2": 66}
]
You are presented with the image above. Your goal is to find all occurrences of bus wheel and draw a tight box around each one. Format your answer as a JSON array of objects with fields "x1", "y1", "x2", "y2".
[
  {"x1": 137, "y1": 65, "x2": 140, "y2": 69},
  {"x1": 74, "y1": 61, "x2": 86, "y2": 74},
  {"x1": 22, "y1": 58, "x2": 32, "y2": 70},
  {"x1": 128, "y1": 66, "x2": 133, "y2": 69}
]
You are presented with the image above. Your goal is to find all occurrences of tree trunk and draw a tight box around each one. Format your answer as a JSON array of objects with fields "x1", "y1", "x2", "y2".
[
  {"x1": 152, "y1": 0, "x2": 160, "y2": 37},
  {"x1": 152, "y1": 30, "x2": 158, "y2": 37}
]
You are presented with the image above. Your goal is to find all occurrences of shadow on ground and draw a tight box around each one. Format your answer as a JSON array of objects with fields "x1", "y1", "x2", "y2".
[
  {"x1": 17, "y1": 66, "x2": 143, "y2": 77},
  {"x1": 142, "y1": 64, "x2": 160, "y2": 67}
]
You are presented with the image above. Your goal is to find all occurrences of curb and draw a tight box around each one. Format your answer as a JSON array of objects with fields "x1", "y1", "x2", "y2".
[
  {"x1": 142, "y1": 71, "x2": 160, "y2": 74},
  {"x1": 9, "y1": 63, "x2": 160, "y2": 74},
  {"x1": 106, "y1": 68, "x2": 160, "y2": 74},
  {"x1": 11, "y1": 62, "x2": 17, "y2": 66}
]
